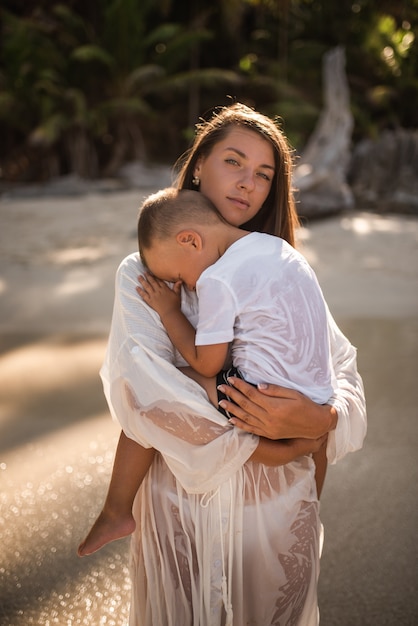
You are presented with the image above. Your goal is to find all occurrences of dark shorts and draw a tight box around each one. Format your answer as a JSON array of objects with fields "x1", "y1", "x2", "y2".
[{"x1": 216, "y1": 367, "x2": 256, "y2": 419}]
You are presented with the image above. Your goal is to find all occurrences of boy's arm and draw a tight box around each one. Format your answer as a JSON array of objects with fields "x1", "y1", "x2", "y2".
[{"x1": 137, "y1": 273, "x2": 228, "y2": 377}]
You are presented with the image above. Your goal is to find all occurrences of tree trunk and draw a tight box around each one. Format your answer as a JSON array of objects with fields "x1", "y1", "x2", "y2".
[
  {"x1": 65, "y1": 126, "x2": 99, "y2": 179},
  {"x1": 293, "y1": 46, "x2": 354, "y2": 218},
  {"x1": 103, "y1": 118, "x2": 146, "y2": 178}
]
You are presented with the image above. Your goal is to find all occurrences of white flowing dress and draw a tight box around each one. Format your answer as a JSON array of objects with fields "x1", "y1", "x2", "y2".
[{"x1": 100, "y1": 253, "x2": 367, "y2": 626}]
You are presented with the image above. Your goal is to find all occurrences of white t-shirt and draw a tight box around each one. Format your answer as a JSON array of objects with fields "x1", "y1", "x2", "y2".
[{"x1": 195, "y1": 231, "x2": 335, "y2": 404}]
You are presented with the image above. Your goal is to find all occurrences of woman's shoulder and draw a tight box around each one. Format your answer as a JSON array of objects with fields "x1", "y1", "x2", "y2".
[{"x1": 116, "y1": 252, "x2": 144, "y2": 279}]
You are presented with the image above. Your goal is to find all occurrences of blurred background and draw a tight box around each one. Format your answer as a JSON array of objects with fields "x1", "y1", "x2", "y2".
[
  {"x1": 1, "y1": 0, "x2": 417, "y2": 186},
  {"x1": 1, "y1": 2, "x2": 418, "y2": 625}
]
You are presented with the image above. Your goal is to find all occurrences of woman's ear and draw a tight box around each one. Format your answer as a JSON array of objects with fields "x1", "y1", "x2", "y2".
[
  {"x1": 193, "y1": 158, "x2": 202, "y2": 179},
  {"x1": 176, "y1": 229, "x2": 203, "y2": 251}
]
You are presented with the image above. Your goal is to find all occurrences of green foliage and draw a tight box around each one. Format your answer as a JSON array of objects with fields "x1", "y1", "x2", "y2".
[
  {"x1": 0, "y1": 0, "x2": 417, "y2": 182},
  {"x1": 71, "y1": 45, "x2": 115, "y2": 67}
]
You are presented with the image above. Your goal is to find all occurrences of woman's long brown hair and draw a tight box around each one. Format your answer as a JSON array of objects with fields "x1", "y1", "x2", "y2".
[{"x1": 174, "y1": 102, "x2": 300, "y2": 247}]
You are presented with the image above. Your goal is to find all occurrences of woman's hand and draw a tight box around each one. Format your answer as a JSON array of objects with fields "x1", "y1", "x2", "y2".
[{"x1": 218, "y1": 377, "x2": 337, "y2": 440}]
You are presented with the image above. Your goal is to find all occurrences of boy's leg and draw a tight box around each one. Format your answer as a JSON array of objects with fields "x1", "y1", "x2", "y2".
[
  {"x1": 180, "y1": 366, "x2": 218, "y2": 406},
  {"x1": 179, "y1": 365, "x2": 243, "y2": 419},
  {"x1": 77, "y1": 430, "x2": 155, "y2": 556},
  {"x1": 312, "y1": 443, "x2": 328, "y2": 499}
]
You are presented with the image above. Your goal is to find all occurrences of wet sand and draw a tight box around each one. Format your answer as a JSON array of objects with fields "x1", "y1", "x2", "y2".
[{"x1": 1, "y1": 189, "x2": 418, "y2": 625}]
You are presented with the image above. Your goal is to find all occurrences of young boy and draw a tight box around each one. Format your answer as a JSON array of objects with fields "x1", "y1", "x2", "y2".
[{"x1": 78, "y1": 187, "x2": 332, "y2": 556}]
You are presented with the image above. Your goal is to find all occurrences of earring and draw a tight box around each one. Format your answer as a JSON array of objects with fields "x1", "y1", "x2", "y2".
[{"x1": 192, "y1": 175, "x2": 200, "y2": 186}]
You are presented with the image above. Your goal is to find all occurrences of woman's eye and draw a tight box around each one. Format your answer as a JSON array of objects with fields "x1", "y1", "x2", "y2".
[
  {"x1": 225, "y1": 158, "x2": 239, "y2": 166},
  {"x1": 257, "y1": 172, "x2": 271, "y2": 182}
]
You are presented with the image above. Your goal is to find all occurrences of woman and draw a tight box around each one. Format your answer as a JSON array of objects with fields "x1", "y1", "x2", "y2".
[{"x1": 93, "y1": 103, "x2": 367, "y2": 624}]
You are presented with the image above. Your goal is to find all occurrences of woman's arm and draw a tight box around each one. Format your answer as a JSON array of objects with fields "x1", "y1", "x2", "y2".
[
  {"x1": 101, "y1": 254, "x2": 258, "y2": 494},
  {"x1": 251, "y1": 433, "x2": 328, "y2": 466},
  {"x1": 323, "y1": 308, "x2": 367, "y2": 463}
]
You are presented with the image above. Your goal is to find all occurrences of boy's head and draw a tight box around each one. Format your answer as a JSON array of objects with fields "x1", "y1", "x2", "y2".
[{"x1": 138, "y1": 188, "x2": 226, "y2": 290}]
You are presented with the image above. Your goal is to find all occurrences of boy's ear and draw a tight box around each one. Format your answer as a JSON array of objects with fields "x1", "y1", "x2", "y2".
[{"x1": 176, "y1": 229, "x2": 203, "y2": 250}]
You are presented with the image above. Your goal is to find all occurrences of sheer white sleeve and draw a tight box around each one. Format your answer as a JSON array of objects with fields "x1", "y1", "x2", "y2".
[
  {"x1": 100, "y1": 253, "x2": 258, "y2": 494},
  {"x1": 325, "y1": 306, "x2": 367, "y2": 464}
]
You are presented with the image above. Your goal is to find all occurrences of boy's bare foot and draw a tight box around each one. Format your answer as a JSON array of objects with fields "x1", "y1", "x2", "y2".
[{"x1": 77, "y1": 509, "x2": 136, "y2": 557}]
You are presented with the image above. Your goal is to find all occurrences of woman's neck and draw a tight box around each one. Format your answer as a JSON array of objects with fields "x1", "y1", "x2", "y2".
[{"x1": 220, "y1": 224, "x2": 250, "y2": 253}]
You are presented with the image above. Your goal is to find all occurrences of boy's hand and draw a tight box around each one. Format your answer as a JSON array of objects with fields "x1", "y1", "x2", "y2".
[{"x1": 137, "y1": 273, "x2": 182, "y2": 318}]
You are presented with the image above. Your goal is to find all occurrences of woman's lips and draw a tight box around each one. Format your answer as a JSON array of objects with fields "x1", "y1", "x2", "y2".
[{"x1": 227, "y1": 196, "x2": 250, "y2": 209}]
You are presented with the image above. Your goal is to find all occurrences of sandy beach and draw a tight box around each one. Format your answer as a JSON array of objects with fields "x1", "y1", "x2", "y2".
[{"x1": 1, "y1": 185, "x2": 418, "y2": 625}]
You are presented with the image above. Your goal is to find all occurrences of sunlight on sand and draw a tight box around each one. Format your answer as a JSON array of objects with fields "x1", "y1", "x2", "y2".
[
  {"x1": 342, "y1": 211, "x2": 418, "y2": 237},
  {"x1": 54, "y1": 270, "x2": 102, "y2": 297},
  {"x1": 0, "y1": 338, "x2": 108, "y2": 449},
  {"x1": 48, "y1": 246, "x2": 107, "y2": 265}
]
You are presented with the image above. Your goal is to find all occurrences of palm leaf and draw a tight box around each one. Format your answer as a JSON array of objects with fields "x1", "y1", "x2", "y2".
[{"x1": 71, "y1": 45, "x2": 114, "y2": 69}]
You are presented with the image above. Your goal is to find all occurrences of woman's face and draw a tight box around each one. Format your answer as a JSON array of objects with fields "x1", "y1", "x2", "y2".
[{"x1": 193, "y1": 127, "x2": 275, "y2": 227}]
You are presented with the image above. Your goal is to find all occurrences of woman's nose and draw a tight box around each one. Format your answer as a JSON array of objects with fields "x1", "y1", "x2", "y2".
[{"x1": 238, "y1": 170, "x2": 255, "y2": 190}]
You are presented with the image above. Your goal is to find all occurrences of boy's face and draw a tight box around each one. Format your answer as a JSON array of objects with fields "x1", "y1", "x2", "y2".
[{"x1": 142, "y1": 234, "x2": 217, "y2": 291}]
